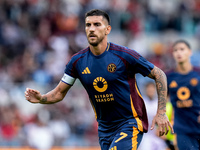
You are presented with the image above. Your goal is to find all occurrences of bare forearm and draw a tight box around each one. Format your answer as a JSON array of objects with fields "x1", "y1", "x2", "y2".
[
  {"x1": 39, "y1": 88, "x2": 65, "y2": 104},
  {"x1": 39, "y1": 81, "x2": 71, "y2": 104},
  {"x1": 148, "y1": 66, "x2": 167, "y2": 113},
  {"x1": 40, "y1": 89, "x2": 65, "y2": 104},
  {"x1": 25, "y1": 81, "x2": 71, "y2": 104}
]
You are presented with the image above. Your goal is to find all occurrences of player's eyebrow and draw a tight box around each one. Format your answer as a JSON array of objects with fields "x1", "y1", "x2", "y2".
[
  {"x1": 94, "y1": 22, "x2": 101, "y2": 26},
  {"x1": 85, "y1": 21, "x2": 102, "y2": 26}
]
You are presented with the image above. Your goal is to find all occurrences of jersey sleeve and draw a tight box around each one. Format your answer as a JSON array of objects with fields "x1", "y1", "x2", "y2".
[
  {"x1": 124, "y1": 49, "x2": 154, "y2": 77},
  {"x1": 133, "y1": 55, "x2": 154, "y2": 76},
  {"x1": 61, "y1": 56, "x2": 78, "y2": 86}
]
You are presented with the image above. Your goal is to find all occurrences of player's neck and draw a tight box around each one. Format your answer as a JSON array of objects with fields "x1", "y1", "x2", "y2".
[
  {"x1": 176, "y1": 61, "x2": 193, "y2": 74},
  {"x1": 89, "y1": 39, "x2": 108, "y2": 56}
]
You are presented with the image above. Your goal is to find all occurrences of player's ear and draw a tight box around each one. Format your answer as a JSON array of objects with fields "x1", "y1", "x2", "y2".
[{"x1": 105, "y1": 25, "x2": 111, "y2": 35}]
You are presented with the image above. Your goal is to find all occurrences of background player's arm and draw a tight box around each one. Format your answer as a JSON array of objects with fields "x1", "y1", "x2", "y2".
[
  {"x1": 147, "y1": 66, "x2": 174, "y2": 136},
  {"x1": 25, "y1": 81, "x2": 71, "y2": 104}
]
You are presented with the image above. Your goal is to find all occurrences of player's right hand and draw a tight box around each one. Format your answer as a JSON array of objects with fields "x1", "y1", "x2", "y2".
[{"x1": 25, "y1": 88, "x2": 42, "y2": 103}]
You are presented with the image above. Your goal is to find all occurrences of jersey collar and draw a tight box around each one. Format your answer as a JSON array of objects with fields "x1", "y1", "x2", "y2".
[{"x1": 90, "y1": 42, "x2": 110, "y2": 58}]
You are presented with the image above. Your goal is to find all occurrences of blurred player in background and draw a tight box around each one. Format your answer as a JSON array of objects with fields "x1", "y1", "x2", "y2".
[
  {"x1": 25, "y1": 9, "x2": 173, "y2": 150},
  {"x1": 166, "y1": 40, "x2": 200, "y2": 150},
  {"x1": 139, "y1": 82, "x2": 167, "y2": 150}
]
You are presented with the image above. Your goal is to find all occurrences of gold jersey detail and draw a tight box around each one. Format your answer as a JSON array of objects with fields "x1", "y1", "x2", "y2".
[
  {"x1": 169, "y1": 80, "x2": 178, "y2": 88},
  {"x1": 107, "y1": 63, "x2": 116, "y2": 73},
  {"x1": 95, "y1": 94, "x2": 114, "y2": 102},
  {"x1": 82, "y1": 67, "x2": 91, "y2": 74},
  {"x1": 130, "y1": 95, "x2": 143, "y2": 132},
  {"x1": 177, "y1": 87, "x2": 190, "y2": 101},
  {"x1": 190, "y1": 78, "x2": 198, "y2": 86},
  {"x1": 93, "y1": 77, "x2": 108, "y2": 92}
]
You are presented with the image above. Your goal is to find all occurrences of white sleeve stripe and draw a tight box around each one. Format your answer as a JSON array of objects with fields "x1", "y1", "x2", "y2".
[{"x1": 61, "y1": 73, "x2": 76, "y2": 85}]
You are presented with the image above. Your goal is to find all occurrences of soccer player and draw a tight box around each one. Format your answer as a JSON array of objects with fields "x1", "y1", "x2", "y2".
[
  {"x1": 25, "y1": 9, "x2": 173, "y2": 150},
  {"x1": 166, "y1": 40, "x2": 200, "y2": 150}
]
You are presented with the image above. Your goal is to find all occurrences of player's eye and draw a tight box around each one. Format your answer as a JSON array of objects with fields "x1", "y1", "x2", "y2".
[
  {"x1": 86, "y1": 23, "x2": 91, "y2": 27},
  {"x1": 180, "y1": 48, "x2": 184, "y2": 51},
  {"x1": 94, "y1": 23, "x2": 101, "y2": 26}
]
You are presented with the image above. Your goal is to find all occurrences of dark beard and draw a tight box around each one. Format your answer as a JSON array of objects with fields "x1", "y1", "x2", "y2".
[
  {"x1": 90, "y1": 42, "x2": 98, "y2": 47},
  {"x1": 88, "y1": 36, "x2": 104, "y2": 47}
]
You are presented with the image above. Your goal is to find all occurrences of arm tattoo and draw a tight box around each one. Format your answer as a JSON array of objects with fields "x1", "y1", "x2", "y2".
[
  {"x1": 40, "y1": 88, "x2": 62, "y2": 104},
  {"x1": 148, "y1": 66, "x2": 167, "y2": 112},
  {"x1": 40, "y1": 96, "x2": 47, "y2": 103},
  {"x1": 39, "y1": 86, "x2": 69, "y2": 104}
]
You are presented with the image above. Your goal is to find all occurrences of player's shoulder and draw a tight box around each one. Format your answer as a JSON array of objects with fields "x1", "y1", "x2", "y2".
[
  {"x1": 109, "y1": 42, "x2": 141, "y2": 59},
  {"x1": 70, "y1": 47, "x2": 89, "y2": 61},
  {"x1": 165, "y1": 69, "x2": 176, "y2": 77},
  {"x1": 193, "y1": 66, "x2": 200, "y2": 73}
]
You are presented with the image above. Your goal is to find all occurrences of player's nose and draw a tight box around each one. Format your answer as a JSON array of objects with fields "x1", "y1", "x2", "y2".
[{"x1": 89, "y1": 24, "x2": 95, "y2": 32}]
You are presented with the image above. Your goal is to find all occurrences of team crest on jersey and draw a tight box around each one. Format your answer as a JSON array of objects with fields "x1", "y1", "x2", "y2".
[
  {"x1": 169, "y1": 80, "x2": 178, "y2": 88},
  {"x1": 107, "y1": 63, "x2": 116, "y2": 73},
  {"x1": 190, "y1": 78, "x2": 198, "y2": 86}
]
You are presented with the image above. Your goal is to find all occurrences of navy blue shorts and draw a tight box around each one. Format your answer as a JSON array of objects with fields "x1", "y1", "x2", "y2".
[
  {"x1": 176, "y1": 133, "x2": 200, "y2": 150},
  {"x1": 99, "y1": 123, "x2": 143, "y2": 150}
]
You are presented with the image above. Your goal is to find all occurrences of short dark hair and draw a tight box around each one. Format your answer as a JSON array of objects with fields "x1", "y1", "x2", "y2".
[
  {"x1": 85, "y1": 9, "x2": 110, "y2": 25},
  {"x1": 173, "y1": 40, "x2": 191, "y2": 49}
]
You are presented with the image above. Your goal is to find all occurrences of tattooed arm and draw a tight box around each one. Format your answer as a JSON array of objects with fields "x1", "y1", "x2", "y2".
[
  {"x1": 148, "y1": 66, "x2": 167, "y2": 113},
  {"x1": 147, "y1": 66, "x2": 174, "y2": 136},
  {"x1": 25, "y1": 81, "x2": 71, "y2": 104}
]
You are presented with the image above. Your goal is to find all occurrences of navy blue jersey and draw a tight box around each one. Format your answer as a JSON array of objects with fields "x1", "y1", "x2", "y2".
[
  {"x1": 62, "y1": 42, "x2": 154, "y2": 136},
  {"x1": 166, "y1": 67, "x2": 200, "y2": 135}
]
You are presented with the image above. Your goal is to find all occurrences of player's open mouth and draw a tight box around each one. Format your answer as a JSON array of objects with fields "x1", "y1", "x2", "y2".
[
  {"x1": 89, "y1": 36, "x2": 97, "y2": 40},
  {"x1": 89, "y1": 34, "x2": 97, "y2": 37}
]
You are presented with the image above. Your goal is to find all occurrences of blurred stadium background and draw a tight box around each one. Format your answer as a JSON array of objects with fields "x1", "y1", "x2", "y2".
[{"x1": 0, "y1": 0, "x2": 200, "y2": 149}]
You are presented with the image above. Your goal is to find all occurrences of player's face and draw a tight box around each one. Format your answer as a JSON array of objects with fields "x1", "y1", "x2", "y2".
[
  {"x1": 172, "y1": 42, "x2": 192, "y2": 64},
  {"x1": 85, "y1": 16, "x2": 110, "y2": 46},
  {"x1": 145, "y1": 83, "x2": 156, "y2": 100}
]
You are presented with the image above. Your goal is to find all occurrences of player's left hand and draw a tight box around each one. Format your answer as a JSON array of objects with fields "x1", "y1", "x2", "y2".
[
  {"x1": 25, "y1": 88, "x2": 42, "y2": 103},
  {"x1": 151, "y1": 112, "x2": 174, "y2": 136}
]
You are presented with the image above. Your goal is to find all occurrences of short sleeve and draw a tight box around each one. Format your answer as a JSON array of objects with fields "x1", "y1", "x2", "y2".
[
  {"x1": 133, "y1": 56, "x2": 154, "y2": 77},
  {"x1": 62, "y1": 56, "x2": 78, "y2": 85},
  {"x1": 64, "y1": 56, "x2": 79, "y2": 78}
]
